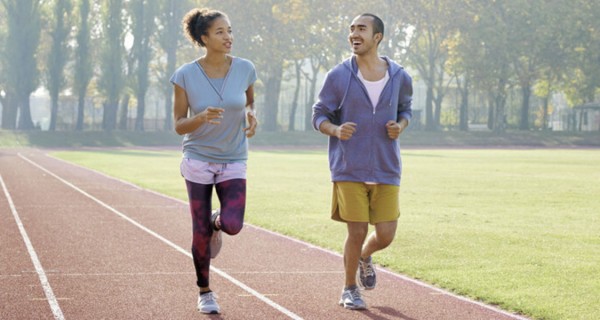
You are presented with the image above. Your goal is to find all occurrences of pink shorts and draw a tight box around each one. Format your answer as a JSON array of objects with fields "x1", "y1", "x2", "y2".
[{"x1": 180, "y1": 158, "x2": 247, "y2": 185}]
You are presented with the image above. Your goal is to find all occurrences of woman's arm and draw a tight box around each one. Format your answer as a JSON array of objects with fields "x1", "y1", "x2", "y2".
[
  {"x1": 243, "y1": 84, "x2": 257, "y2": 138},
  {"x1": 173, "y1": 84, "x2": 224, "y2": 135}
]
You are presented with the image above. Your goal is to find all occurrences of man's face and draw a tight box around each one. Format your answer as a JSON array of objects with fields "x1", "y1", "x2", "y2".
[{"x1": 348, "y1": 15, "x2": 380, "y2": 56}]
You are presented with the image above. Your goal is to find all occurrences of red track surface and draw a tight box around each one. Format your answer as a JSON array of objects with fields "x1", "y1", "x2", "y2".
[{"x1": 0, "y1": 148, "x2": 529, "y2": 320}]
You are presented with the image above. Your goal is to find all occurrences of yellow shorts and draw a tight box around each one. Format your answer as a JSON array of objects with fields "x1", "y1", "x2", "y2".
[{"x1": 331, "y1": 181, "x2": 400, "y2": 224}]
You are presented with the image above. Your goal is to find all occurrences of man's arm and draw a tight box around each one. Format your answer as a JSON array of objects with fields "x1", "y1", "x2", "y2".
[{"x1": 319, "y1": 120, "x2": 357, "y2": 141}]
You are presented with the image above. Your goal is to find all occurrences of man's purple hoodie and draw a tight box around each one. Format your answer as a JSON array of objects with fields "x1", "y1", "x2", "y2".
[{"x1": 312, "y1": 56, "x2": 413, "y2": 186}]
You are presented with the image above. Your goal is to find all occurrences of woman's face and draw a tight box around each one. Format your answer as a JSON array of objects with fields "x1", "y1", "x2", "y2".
[{"x1": 201, "y1": 16, "x2": 233, "y2": 54}]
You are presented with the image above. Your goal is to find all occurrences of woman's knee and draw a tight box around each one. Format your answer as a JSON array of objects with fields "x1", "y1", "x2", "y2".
[{"x1": 221, "y1": 220, "x2": 243, "y2": 235}]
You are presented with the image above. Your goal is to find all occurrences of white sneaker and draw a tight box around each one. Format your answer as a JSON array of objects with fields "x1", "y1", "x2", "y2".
[
  {"x1": 197, "y1": 291, "x2": 220, "y2": 314},
  {"x1": 339, "y1": 286, "x2": 367, "y2": 310}
]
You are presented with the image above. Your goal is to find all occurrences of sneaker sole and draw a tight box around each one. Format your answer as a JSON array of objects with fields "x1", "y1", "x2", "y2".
[
  {"x1": 199, "y1": 309, "x2": 220, "y2": 314},
  {"x1": 339, "y1": 301, "x2": 367, "y2": 310}
]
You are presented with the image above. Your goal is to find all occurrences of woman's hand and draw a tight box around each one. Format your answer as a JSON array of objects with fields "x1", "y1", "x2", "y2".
[
  {"x1": 198, "y1": 107, "x2": 225, "y2": 125},
  {"x1": 244, "y1": 109, "x2": 258, "y2": 138}
]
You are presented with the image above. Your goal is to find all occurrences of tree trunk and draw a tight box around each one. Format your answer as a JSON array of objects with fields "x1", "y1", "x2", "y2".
[
  {"x1": 76, "y1": 95, "x2": 85, "y2": 131},
  {"x1": 288, "y1": 60, "x2": 302, "y2": 131},
  {"x1": 541, "y1": 95, "x2": 549, "y2": 131},
  {"x1": 494, "y1": 90, "x2": 507, "y2": 133},
  {"x1": 49, "y1": 94, "x2": 59, "y2": 131},
  {"x1": 135, "y1": 93, "x2": 145, "y2": 131},
  {"x1": 304, "y1": 58, "x2": 320, "y2": 131},
  {"x1": 459, "y1": 80, "x2": 469, "y2": 131},
  {"x1": 103, "y1": 98, "x2": 119, "y2": 131},
  {"x1": 433, "y1": 96, "x2": 443, "y2": 128},
  {"x1": 519, "y1": 84, "x2": 531, "y2": 130},
  {"x1": 262, "y1": 62, "x2": 283, "y2": 132},
  {"x1": 17, "y1": 94, "x2": 34, "y2": 130},
  {"x1": 119, "y1": 94, "x2": 130, "y2": 131},
  {"x1": 425, "y1": 84, "x2": 435, "y2": 130},
  {"x1": 1, "y1": 93, "x2": 18, "y2": 129},
  {"x1": 487, "y1": 92, "x2": 494, "y2": 130}
]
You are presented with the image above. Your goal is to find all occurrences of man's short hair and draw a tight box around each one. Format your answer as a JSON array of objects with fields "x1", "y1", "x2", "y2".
[{"x1": 360, "y1": 13, "x2": 384, "y2": 43}]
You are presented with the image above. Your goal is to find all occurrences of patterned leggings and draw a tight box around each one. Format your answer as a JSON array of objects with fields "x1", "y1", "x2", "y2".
[{"x1": 185, "y1": 179, "x2": 246, "y2": 288}]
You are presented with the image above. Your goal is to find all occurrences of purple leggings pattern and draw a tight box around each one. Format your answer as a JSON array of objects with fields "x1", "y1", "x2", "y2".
[{"x1": 185, "y1": 179, "x2": 246, "y2": 288}]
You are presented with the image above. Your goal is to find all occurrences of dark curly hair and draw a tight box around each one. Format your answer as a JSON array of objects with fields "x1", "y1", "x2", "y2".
[{"x1": 182, "y1": 8, "x2": 227, "y2": 47}]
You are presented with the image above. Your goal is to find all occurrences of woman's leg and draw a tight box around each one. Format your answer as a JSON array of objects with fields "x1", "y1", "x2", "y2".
[
  {"x1": 215, "y1": 179, "x2": 246, "y2": 235},
  {"x1": 185, "y1": 180, "x2": 213, "y2": 289}
]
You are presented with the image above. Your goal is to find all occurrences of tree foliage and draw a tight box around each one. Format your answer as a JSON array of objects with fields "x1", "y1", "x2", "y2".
[
  {"x1": 1, "y1": 0, "x2": 42, "y2": 129},
  {"x1": 74, "y1": 0, "x2": 93, "y2": 131},
  {"x1": 46, "y1": 0, "x2": 73, "y2": 131},
  {"x1": 97, "y1": 0, "x2": 124, "y2": 131},
  {"x1": 1, "y1": 0, "x2": 599, "y2": 132}
]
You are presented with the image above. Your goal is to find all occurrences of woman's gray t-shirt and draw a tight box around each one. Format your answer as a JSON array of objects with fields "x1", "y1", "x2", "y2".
[{"x1": 170, "y1": 57, "x2": 257, "y2": 163}]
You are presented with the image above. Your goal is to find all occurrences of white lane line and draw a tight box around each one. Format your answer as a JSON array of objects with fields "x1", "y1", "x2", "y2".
[
  {"x1": 0, "y1": 175, "x2": 65, "y2": 320},
  {"x1": 48, "y1": 153, "x2": 528, "y2": 320},
  {"x1": 249, "y1": 224, "x2": 531, "y2": 320},
  {"x1": 18, "y1": 154, "x2": 303, "y2": 320}
]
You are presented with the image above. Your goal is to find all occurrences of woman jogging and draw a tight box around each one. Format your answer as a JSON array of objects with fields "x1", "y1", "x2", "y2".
[{"x1": 170, "y1": 8, "x2": 257, "y2": 314}]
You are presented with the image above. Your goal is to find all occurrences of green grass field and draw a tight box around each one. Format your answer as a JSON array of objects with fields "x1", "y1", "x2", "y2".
[{"x1": 51, "y1": 148, "x2": 600, "y2": 320}]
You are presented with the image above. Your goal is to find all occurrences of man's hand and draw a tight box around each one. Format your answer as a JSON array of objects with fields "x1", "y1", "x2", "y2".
[
  {"x1": 335, "y1": 122, "x2": 357, "y2": 140},
  {"x1": 386, "y1": 120, "x2": 407, "y2": 139}
]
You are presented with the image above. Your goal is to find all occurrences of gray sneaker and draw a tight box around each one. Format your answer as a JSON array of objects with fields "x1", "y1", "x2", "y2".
[
  {"x1": 357, "y1": 256, "x2": 376, "y2": 290},
  {"x1": 339, "y1": 286, "x2": 367, "y2": 310},
  {"x1": 197, "y1": 291, "x2": 220, "y2": 314},
  {"x1": 210, "y1": 210, "x2": 222, "y2": 259}
]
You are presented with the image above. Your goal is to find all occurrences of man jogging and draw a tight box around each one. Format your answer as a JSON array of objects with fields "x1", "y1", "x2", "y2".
[{"x1": 312, "y1": 13, "x2": 413, "y2": 310}]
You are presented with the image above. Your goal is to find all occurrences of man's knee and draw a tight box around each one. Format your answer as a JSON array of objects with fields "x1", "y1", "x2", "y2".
[
  {"x1": 347, "y1": 222, "x2": 369, "y2": 242},
  {"x1": 376, "y1": 231, "x2": 395, "y2": 248},
  {"x1": 375, "y1": 221, "x2": 397, "y2": 248}
]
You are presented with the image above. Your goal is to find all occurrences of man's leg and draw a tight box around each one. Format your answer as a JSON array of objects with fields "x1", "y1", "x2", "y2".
[
  {"x1": 361, "y1": 220, "x2": 398, "y2": 259},
  {"x1": 357, "y1": 220, "x2": 397, "y2": 290},
  {"x1": 344, "y1": 221, "x2": 369, "y2": 287}
]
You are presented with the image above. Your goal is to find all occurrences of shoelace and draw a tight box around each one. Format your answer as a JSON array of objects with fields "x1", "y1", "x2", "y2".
[
  {"x1": 201, "y1": 292, "x2": 217, "y2": 303},
  {"x1": 349, "y1": 288, "x2": 362, "y2": 301},
  {"x1": 360, "y1": 260, "x2": 375, "y2": 277}
]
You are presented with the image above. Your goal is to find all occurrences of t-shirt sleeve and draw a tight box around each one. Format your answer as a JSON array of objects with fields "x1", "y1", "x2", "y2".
[
  {"x1": 169, "y1": 67, "x2": 186, "y2": 90},
  {"x1": 247, "y1": 61, "x2": 257, "y2": 88}
]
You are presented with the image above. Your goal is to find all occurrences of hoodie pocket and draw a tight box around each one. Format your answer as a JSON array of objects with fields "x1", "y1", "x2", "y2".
[{"x1": 339, "y1": 136, "x2": 371, "y2": 172}]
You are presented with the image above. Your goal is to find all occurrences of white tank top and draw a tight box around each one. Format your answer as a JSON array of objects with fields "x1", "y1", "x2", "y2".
[{"x1": 357, "y1": 69, "x2": 389, "y2": 111}]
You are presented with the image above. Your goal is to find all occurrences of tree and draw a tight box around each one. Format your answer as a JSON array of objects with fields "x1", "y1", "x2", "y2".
[
  {"x1": 402, "y1": 0, "x2": 456, "y2": 131},
  {"x1": 562, "y1": 0, "x2": 600, "y2": 106},
  {"x1": 73, "y1": 0, "x2": 93, "y2": 131},
  {"x1": 98, "y1": 0, "x2": 125, "y2": 131},
  {"x1": 457, "y1": 0, "x2": 514, "y2": 133},
  {"x1": 0, "y1": 5, "x2": 8, "y2": 126},
  {"x1": 46, "y1": 0, "x2": 72, "y2": 131},
  {"x1": 531, "y1": 0, "x2": 571, "y2": 130},
  {"x1": 208, "y1": 0, "x2": 299, "y2": 132},
  {"x1": 1, "y1": 0, "x2": 42, "y2": 130},
  {"x1": 129, "y1": 0, "x2": 156, "y2": 131},
  {"x1": 155, "y1": 0, "x2": 186, "y2": 131}
]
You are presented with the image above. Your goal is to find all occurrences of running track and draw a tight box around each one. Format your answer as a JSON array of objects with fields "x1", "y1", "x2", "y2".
[{"x1": 0, "y1": 148, "x2": 529, "y2": 320}]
